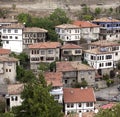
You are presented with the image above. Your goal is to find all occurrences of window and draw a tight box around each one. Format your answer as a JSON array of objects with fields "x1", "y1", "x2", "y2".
[
  {"x1": 87, "y1": 102, "x2": 93, "y2": 107},
  {"x1": 8, "y1": 29, "x2": 11, "y2": 33},
  {"x1": 15, "y1": 96, "x2": 18, "y2": 101},
  {"x1": 79, "y1": 103, "x2": 81, "y2": 107},
  {"x1": 6, "y1": 41, "x2": 9, "y2": 44},
  {"x1": 9, "y1": 69, "x2": 11, "y2": 72},
  {"x1": 106, "y1": 55, "x2": 112, "y2": 59},
  {"x1": 3, "y1": 29, "x2": 6, "y2": 33},
  {"x1": 48, "y1": 49, "x2": 53, "y2": 54},
  {"x1": 67, "y1": 103, "x2": 74, "y2": 108},
  {"x1": 75, "y1": 50, "x2": 81, "y2": 54},
  {"x1": 54, "y1": 95, "x2": 59, "y2": 100},
  {"x1": 10, "y1": 36, "x2": 12, "y2": 39},
  {"x1": 8, "y1": 62, "x2": 12, "y2": 66},
  {"x1": 81, "y1": 78, "x2": 85, "y2": 81},
  {"x1": 15, "y1": 36, "x2": 18, "y2": 39},
  {"x1": 65, "y1": 80, "x2": 67, "y2": 84},
  {"x1": 41, "y1": 50, "x2": 45, "y2": 55},
  {"x1": 11, "y1": 96, "x2": 14, "y2": 101},
  {"x1": 15, "y1": 29, "x2": 18, "y2": 33},
  {"x1": 46, "y1": 57, "x2": 54, "y2": 61},
  {"x1": 115, "y1": 52, "x2": 118, "y2": 56},
  {"x1": 6, "y1": 69, "x2": 8, "y2": 72}
]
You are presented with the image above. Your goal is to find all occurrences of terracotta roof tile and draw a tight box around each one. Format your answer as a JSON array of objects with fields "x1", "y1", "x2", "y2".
[
  {"x1": 44, "y1": 72, "x2": 63, "y2": 87},
  {"x1": 89, "y1": 40, "x2": 120, "y2": 47},
  {"x1": 63, "y1": 88, "x2": 96, "y2": 103},
  {"x1": 29, "y1": 42, "x2": 61, "y2": 49},
  {"x1": 8, "y1": 83, "x2": 24, "y2": 95},
  {"x1": 0, "y1": 18, "x2": 18, "y2": 23},
  {"x1": 84, "y1": 48, "x2": 113, "y2": 54},
  {"x1": 73, "y1": 21, "x2": 100, "y2": 28},
  {"x1": 56, "y1": 61, "x2": 76, "y2": 72},
  {"x1": 23, "y1": 27, "x2": 48, "y2": 32},
  {"x1": 0, "y1": 56, "x2": 18, "y2": 62},
  {"x1": 2, "y1": 23, "x2": 24, "y2": 29},
  {"x1": 55, "y1": 24, "x2": 80, "y2": 29},
  {"x1": 61, "y1": 43, "x2": 82, "y2": 49},
  {"x1": 0, "y1": 48, "x2": 11, "y2": 55},
  {"x1": 56, "y1": 61, "x2": 95, "y2": 72},
  {"x1": 93, "y1": 17, "x2": 120, "y2": 22}
]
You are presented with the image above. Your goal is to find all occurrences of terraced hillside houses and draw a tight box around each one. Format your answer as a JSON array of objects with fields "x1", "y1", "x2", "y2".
[{"x1": 92, "y1": 17, "x2": 120, "y2": 41}]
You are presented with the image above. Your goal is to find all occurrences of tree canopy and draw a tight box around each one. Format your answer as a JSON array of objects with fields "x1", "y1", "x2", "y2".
[{"x1": 13, "y1": 73, "x2": 63, "y2": 117}]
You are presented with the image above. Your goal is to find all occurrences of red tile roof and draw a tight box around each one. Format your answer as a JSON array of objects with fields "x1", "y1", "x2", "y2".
[
  {"x1": 56, "y1": 61, "x2": 76, "y2": 72},
  {"x1": 56, "y1": 61, "x2": 95, "y2": 72},
  {"x1": 0, "y1": 56, "x2": 18, "y2": 62},
  {"x1": 55, "y1": 24, "x2": 80, "y2": 29},
  {"x1": 89, "y1": 40, "x2": 120, "y2": 47},
  {"x1": 2, "y1": 23, "x2": 24, "y2": 29},
  {"x1": 101, "y1": 103, "x2": 115, "y2": 109},
  {"x1": 8, "y1": 83, "x2": 24, "y2": 95},
  {"x1": 23, "y1": 27, "x2": 48, "y2": 32},
  {"x1": 93, "y1": 17, "x2": 120, "y2": 22},
  {"x1": 29, "y1": 42, "x2": 61, "y2": 49},
  {"x1": 44, "y1": 72, "x2": 63, "y2": 87},
  {"x1": 73, "y1": 21, "x2": 100, "y2": 28},
  {"x1": 0, "y1": 48, "x2": 11, "y2": 55},
  {"x1": 63, "y1": 88, "x2": 96, "y2": 103},
  {"x1": 61, "y1": 43, "x2": 82, "y2": 49}
]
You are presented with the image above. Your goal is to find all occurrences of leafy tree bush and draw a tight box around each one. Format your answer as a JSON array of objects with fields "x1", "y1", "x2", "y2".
[{"x1": 13, "y1": 73, "x2": 63, "y2": 117}]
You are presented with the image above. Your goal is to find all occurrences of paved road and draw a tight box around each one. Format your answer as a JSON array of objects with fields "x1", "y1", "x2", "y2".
[{"x1": 95, "y1": 85, "x2": 120, "y2": 100}]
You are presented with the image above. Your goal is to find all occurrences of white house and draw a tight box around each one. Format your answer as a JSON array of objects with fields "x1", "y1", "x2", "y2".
[
  {"x1": 88, "y1": 40, "x2": 120, "y2": 68},
  {"x1": 73, "y1": 20, "x2": 100, "y2": 42},
  {"x1": 1, "y1": 23, "x2": 24, "y2": 53},
  {"x1": 23, "y1": 27, "x2": 48, "y2": 49},
  {"x1": 44, "y1": 72, "x2": 63, "y2": 103},
  {"x1": 55, "y1": 24, "x2": 81, "y2": 44},
  {"x1": 63, "y1": 87, "x2": 96, "y2": 115},
  {"x1": 0, "y1": 56, "x2": 18, "y2": 84},
  {"x1": 84, "y1": 47, "x2": 114, "y2": 75},
  {"x1": 5, "y1": 83, "x2": 24, "y2": 110}
]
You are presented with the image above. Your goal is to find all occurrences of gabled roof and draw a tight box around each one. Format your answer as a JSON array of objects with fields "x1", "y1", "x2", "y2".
[
  {"x1": 56, "y1": 61, "x2": 95, "y2": 72},
  {"x1": 0, "y1": 48, "x2": 11, "y2": 55},
  {"x1": 73, "y1": 20, "x2": 100, "y2": 28},
  {"x1": 56, "y1": 61, "x2": 76, "y2": 72},
  {"x1": 0, "y1": 18, "x2": 18, "y2": 23},
  {"x1": 0, "y1": 56, "x2": 18, "y2": 62},
  {"x1": 44, "y1": 72, "x2": 63, "y2": 87},
  {"x1": 8, "y1": 83, "x2": 24, "y2": 95},
  {"x1": 2, "y1": 23, "x2": 24, "y2": 29},
  {"x1": 29, "y1": 42, "x2": 61, "y2": 49},
  {"x1": 93, "y1": 17, "x2": 120, "y2": 22},
  {"x1": 55, "y1": 24, "x2": 80, "y2": 29},
  {"x1": 61, "y1": 43, "x2": 82, "y2": 49},
  {"x1": 23, "y1": 27, "x2": 48, "y2": 33},
  {"x1": 84, "y1": 48, "x2": 113, "y2": 55},
  {"x1": 63, "y1": 88, "x2": 96, "y2": 103},
  {"x1": 89, "y1": 40, "x2": 120, "y2": 47}
]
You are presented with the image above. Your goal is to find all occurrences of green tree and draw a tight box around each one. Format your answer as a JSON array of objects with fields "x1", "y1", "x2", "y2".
[
  {"x1": 38, "y1": 62, "x2": 50, "y2": 72},
  {"x1": 49, "y1": 8, "x2": 70, "y2": 26},
  {"x1": 17, "y1": 13, "x2": 32, "y2": 26},
  {"x1": 95, "y1": 7, "x2": 101, "y2": 16},
  {"x1": 49, "y1": 61, "x2": 56, "y2": 72},
  {"x1": 16, "y1": 66, "x2": 35, "y2": 83},
  {"x1": 13, "y1": 73, "x2": 63, "y2": 117}
]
